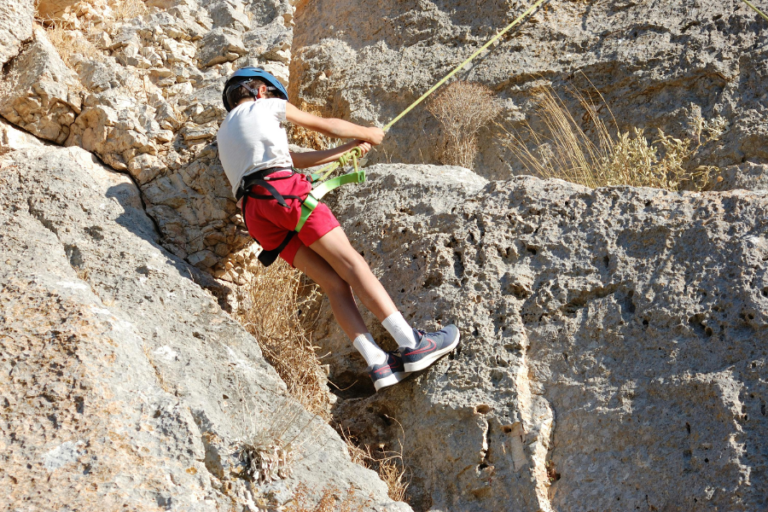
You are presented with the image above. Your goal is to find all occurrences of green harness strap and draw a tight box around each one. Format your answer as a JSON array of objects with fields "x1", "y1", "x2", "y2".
[
  {"x1": 296, "y1": 167, "x2": 366, "y2": 232},
  {"x1": 295, "y1": 148, "x2": 364, "y2": 232}
]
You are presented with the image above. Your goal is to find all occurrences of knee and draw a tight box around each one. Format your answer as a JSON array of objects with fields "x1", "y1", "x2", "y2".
[
  {"x1": 336, "y1": 251, "x2": 370, "y2": 283},
  {"x1": 317, "y1": 270, "x2": 351, "y2": 298}
]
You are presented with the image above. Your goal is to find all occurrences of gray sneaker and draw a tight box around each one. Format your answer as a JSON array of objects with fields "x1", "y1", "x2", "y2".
[
  {"x1": 367, "y1": 352, "x2": 410, "y2": 392},
  {"x1": 399, "y1": 325, "x2": 460, "y2": 372}
]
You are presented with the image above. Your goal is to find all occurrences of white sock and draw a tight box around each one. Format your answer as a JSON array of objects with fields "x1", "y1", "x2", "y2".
[
  {"x1": 382, "y1": 312, "x2": 418, "y2": 349},
  {"x1": 353, "y1": 333, "x2": 387, "y2": 366}
]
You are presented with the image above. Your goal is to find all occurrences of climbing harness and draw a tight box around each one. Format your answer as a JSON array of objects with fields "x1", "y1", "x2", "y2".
[
  {"x1": 244, "y1": 0, "x2": 549, "y2": 261},
  {"x1": 236, "y1": 167, "x2": 302, "y2": 266},
  {"x1": 235, "y1": 148, "x2": 366, "y2": 266},
  {"x1": 741, "y1": 0, "x2": 768, "y2": 23}
]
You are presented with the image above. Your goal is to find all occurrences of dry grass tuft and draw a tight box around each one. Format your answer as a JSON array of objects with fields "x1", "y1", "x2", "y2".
[
  {"x1": 286, "y1": 485, "x2": 367, "y2": 512},
  {"x1": 428, "y1": 80, "x2": 502, "y2": 169},
  {"x1": 45, "y1": 22, "x2": 101, "y2": 66},
  {"x1": 502, "y1": 84, "x2": 725, "y2": 191},
  {"x1": 236, "y1": 260, "x2": 330, "y2": 419},
  {"x1": 109, "y1": 0, "x2": 148, "y2": 21},
  {"x1": 338, "y1": 426, "x2": 410, "y2": 502},
  {"x1": 235, "y1": 260, "x2": 410, "y2": 503}
]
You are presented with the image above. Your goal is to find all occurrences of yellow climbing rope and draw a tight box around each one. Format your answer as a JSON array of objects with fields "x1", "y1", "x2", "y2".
[
  {"x1": 742, "y1": 0, "x2": 768, "y2": 23},
  {"x1": 311, "y1": 0, "x2": 548, "y2": 182},
  {"x1": 384, "y1": 0, "x2": 549, "y2": 132},
  {"x1": 314, "y1": 0, "x2": 767, "y2": 184}
]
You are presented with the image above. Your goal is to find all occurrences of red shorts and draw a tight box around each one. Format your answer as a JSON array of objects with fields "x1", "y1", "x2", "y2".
[{"x1": 242, "y1": 172, "x2": 340, "y2": 266}]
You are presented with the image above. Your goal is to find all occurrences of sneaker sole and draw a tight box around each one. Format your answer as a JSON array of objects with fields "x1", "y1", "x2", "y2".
[
  {"x1": 403, "y1": 331, "x2": 461, "y2": 373},
  {"x1": 373, "y1": 371, "x2": 410, "y2": 392}
]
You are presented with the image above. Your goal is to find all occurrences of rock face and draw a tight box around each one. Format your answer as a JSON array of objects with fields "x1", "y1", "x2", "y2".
[
  {"x1": 0, "y1": 27, "x2": 83, "y2": 144},
  {"x1": 315, "y1": 164, "x2": 768, "y2": 512},
  {"x1": 291, "y1": 0, "x2": 768, "y2": 184},
  {"x1": 0, "y1": 133, "x2": 411, "y2": 511},
  {"x1": 0, "y1": 0, "x2": 297, "y2": 279},
  {"x1": 0, "y1": 0, "x2": 34, "y2": 67},
  {"x1": 714, "y1": 160, "x2": 768, "y2": 192}
]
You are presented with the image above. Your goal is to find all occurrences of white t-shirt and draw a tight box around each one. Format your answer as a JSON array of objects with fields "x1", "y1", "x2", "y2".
[{"x1": 216, "y1": 98, "x2": 294, "y2": 197}]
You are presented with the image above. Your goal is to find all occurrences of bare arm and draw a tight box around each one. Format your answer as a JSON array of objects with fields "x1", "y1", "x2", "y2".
[
  {"x1": 286, "y1": 103, "x2": 384, "y2": 144},
  {"x1": 290, "y1": 141, "x2": 372, "y2": 169}
]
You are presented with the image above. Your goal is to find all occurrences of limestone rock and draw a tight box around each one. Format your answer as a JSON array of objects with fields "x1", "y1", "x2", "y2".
[
  {"x1": 259, "y1": 61, "x2": 290, "y2": 87},
  {"x1": 244, "y1": 18, "x2": 293, "y2": 64},
  {"x1": 316, "y1": 164, "x2": 768, "y2": 512},
  {"x1": 198, "y1": 28, "x2": 247, "y2": 67},
  {"x1": 0, "y1": 144, "x2": 411, "y2": 512},
  {"x1": 292, "y1": 1, "x2": 768, "y2": 180},
  {"x1": 0, "y1": 0, "x2": 296, "y2": 276},
  {"x1": 0, "y1": 0, "x2": 34, "y2": 67},
  {"x1": 249, "y1": 0, "x2": 295, "y2": 27},
  {"x1": 714, "y1": 160, "x2": 768, "y2": 191},
  {"x1": 36, "y1": 0, "x2": 79, "y2": 20},
  {"x1": 0, "y1": 118, "x2": 43, "y2": 153},
  {"x1": 209, "y1": 0, "x2": 251, "y2": 32},
  {"x1": 71, "y1": 54, "x2": 131, "y2": 93},
  {"x1": 0, "y1": 28, "x2": 82, "y2": 144}
]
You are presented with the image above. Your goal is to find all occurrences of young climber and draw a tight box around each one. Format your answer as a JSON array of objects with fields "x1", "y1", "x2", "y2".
[{"x1": 216, "y1": 67, "x2": 460, "y2": 391}]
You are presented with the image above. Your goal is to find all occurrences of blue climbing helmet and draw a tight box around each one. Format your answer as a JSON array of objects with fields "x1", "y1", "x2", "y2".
[{"x1": 222, "y1": 67, "x2": 288, "y2": 111}]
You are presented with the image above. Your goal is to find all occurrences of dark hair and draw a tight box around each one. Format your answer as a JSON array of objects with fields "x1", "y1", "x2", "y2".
[{"x1": 226, "y1": 78, "x2": 278, "y2": 107}]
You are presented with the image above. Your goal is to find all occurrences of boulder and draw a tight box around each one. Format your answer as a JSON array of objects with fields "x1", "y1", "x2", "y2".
[
  {"x1": 209, "y1": 0, "x2": 251, "y2": 31},
  {"x1": 0, "y1": 0, "x2": 34, "y2": 67},
  {"x1": 316, "y1": 163, "x2": 768, "y2": 512},
  {"x1": 0, "y1": 144, "x2": 411, "y2": 512},
  {"x1": 291, "y1": 0, "x2": 768, "y2": 181},
  {"x1": 0, "y1": 28, "x2": 82, "y2": 144},
  {"x1": 248, "y1": 0, "x2": 294, "y2": 27}
]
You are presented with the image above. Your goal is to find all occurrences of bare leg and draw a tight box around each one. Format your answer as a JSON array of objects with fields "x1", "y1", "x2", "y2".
[
  {"x1": 309, "y1": 227, "x2": 398, "y2": 322},
  {"x1": 292, "y1": 244, "x2": 370, "y2": 341}
]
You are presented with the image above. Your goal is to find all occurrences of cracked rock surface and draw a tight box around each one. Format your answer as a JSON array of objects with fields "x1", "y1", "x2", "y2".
[
  {"x1": 0, "y1": 0, "x2": 34, "y2": 67},
  {"x1": 316, "y1": 164, "x2": 768, "y2": 512},
  {"x1": 291, "y1": 0, "x2": 768, "y2": 184},
  {"x1": 0, "y1": 131, "x2": 411, "y2": 511}
]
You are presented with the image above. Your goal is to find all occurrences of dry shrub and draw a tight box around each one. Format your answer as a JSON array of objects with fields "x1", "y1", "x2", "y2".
[
  {"x1": 503, "y1": 85, "x2": 726, "y2": 191},
  {"x1": 234, "y1": 396, "x2": 326, "y2": 496},
  {"x1": 45, "y1": 22, "x2": 101, "y2": 66},
  {"x1": 286, "y1": 485, "x2": 366, "y2": 512},
  {"x1": 236, "y1": 260, "x2": 329, "y2": 419},
  {"x1": 338, "y1": 426, "x2": 410, "y2": 502},
  {"x1": 428, "y1": 80, "x2": 502, "y2": 169},
  {"x1": 235, "y1": 260, "x2": 410, "y2": 502},
  {"x1": 109, "y1": 0, "x2": 147, "y2": 21}
]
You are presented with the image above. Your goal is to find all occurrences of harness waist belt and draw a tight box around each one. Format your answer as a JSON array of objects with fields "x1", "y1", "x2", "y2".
[{"x1": 238, "y1": 167, "x2": 298, "y2": 267}]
